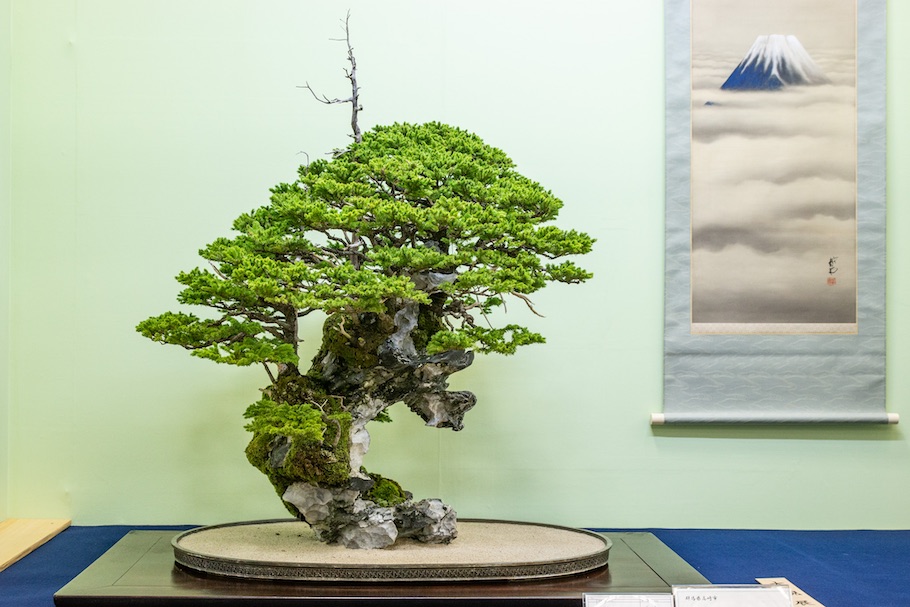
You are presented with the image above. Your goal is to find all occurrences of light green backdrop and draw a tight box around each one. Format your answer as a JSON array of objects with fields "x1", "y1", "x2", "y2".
[
  {"x1": 1, "y1": 0, "x2": 11, "y2": 523},
  {"x1": 3, "y1": 0, "x2": 909, "y2": 529}
]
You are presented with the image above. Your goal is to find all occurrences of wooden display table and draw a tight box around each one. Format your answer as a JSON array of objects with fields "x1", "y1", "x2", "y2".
[{"x1": 55, "y1": 529, "x2": 707, "y2": 605}]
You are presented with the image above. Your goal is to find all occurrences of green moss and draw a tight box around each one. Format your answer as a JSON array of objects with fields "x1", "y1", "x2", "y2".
[
  {"x1": 244, "y1": 432, "x2": 297, "y2": 513},
  {"x1": 265, "y1": 373, "x2": 334, "y2": 410},
  {"x1": 363, "y1": 471, "x2": 409, "y2": 507},
  {"x1": 315, "y1": 311, "x2": 397, "y2": 371},
  {"x1": 282, "y1": 412, "x2": 352, "y2": 486},
  {"x1": 244, "y1": 380, "x2": 354, "y2": 518},
  {"x1": 410, "y1": 300, "x2": 446, "y2": 352}
]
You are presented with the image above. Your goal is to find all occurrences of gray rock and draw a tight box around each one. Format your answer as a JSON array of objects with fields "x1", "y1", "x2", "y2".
[
  {"x1": 267, "y1": 435, "x2": 291, "y2": 468},
  {"x1": 397, "y1": 498, "x2": 458, "y2": 544},
  {"x1": 404, "y1": 390, "x2": 476, "y2": 430},
  {"x1": 337, "y1": 503, "x2": 398, "y2": 549},
  {"x1": 282, "y1": 482, "x2": 334, "y2": 523},
  {"x1": 282, "y1": 296, "x2": 475, "y2": 549},
  {"x1": 411, "y1": 271, "x2": 457, "y2": 292},
  {"x1": 284, "y1": 481, "x2": 458, "y2": 547},
  {"x1": 388, "y1": 303, "x2": 419, "y2": 358}
]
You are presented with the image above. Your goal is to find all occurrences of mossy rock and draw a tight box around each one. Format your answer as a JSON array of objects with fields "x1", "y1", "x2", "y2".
[
  {"x1": 363, "y1": 471, "x2": 409, "y2": 507},
  {"x1": 311, "y1": 312, "x2": 396, "y2": 371},
  {"x1": 244, "y1": 398, "x2": 354, "y2": 516}
]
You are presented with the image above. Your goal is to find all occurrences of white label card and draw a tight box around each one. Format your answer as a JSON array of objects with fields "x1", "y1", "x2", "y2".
[
  {"x1": 584, "y1": 595, "x2": 674, "y2": 607},
  {"x1": 756, "y1": 577, "x2": 826, "y2": 607},
  {"x1": 673, "y1": 585, "x2": 791, "y2": 606}
]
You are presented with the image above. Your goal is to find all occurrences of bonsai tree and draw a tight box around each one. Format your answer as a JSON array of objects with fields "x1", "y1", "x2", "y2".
[{"x1": 137, "y1": 27, "x2": 593, "y2": 549}]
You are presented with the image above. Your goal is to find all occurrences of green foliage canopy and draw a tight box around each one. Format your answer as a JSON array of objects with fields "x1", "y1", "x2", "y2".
[{"x1": 137, "y1": 122, "x2": 594, "y2": 366}]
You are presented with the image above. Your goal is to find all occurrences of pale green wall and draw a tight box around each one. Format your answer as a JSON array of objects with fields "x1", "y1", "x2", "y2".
[
  {"x1": 1, "y1": 0, "x2": 11, "y2": 521},
  {"x1": 5, "y1": 0, "x2": 910, "y2": 528}
]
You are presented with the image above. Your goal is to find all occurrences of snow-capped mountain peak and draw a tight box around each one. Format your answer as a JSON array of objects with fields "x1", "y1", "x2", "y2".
[{"x1": 721, "y1": 35, "x2": 830, "y2": 90}]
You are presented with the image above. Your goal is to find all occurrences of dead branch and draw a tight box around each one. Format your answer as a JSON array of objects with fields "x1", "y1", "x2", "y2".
[
  {"x1": 511, "y1": 292, "x2": 545, "y2": 317},
  {"x1": 336, "y1": 316, "x2": 353, "y2": 341},
  {"x1": 208, "y1": 261, "x2": 228, "y2": 280},
  {"x1": 298, "y1": 11, "x2": 362, "y2": 143}
]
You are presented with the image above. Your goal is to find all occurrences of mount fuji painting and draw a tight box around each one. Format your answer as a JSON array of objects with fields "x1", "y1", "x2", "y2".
[
  {"x1": 721, "y1": 34, "x2": 830, "y2": 90},
  {"x1": 689, "y1": 0, "x2": 858, "y2": 332}
]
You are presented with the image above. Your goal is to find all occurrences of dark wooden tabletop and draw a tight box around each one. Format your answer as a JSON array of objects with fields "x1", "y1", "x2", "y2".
[{"x1": 54, "y1": 530, "x2": 708, "y2": 606}]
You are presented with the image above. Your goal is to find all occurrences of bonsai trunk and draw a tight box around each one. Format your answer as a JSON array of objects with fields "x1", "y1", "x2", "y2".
[{"x1": 245, "y1": 298, "x2": 476, "y2": 549}]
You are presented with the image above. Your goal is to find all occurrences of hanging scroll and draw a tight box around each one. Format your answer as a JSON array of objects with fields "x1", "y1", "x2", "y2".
[{"x1": 660, "y1": 0, "x2": 893, "y2": 424}]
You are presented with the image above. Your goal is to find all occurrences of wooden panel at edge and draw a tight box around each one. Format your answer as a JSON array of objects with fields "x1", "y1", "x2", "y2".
[{"x1": 0, "y1": 518, "x2": 71, "y2": 571}]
